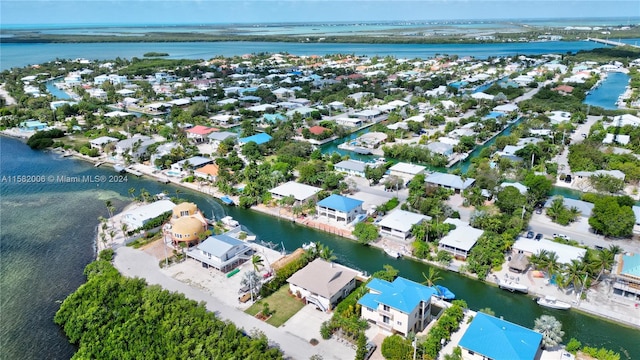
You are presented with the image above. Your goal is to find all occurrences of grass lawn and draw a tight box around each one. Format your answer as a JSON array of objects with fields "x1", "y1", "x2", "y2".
[{"x1": 245, "y1": 285, "x2": 305, "y2": 327}]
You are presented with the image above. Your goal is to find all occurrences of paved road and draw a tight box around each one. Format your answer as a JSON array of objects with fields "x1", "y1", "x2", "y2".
[
  {"x1": 527, "y1": 213, "x2": 640, "y2": 254},
  {"x1": 113, "y1": 247, "x2": 353, "y2": 360}
]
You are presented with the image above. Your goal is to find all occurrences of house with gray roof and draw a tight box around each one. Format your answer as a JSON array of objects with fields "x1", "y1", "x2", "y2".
[
  {"x1": 378, "y1": 209, "x2": 430, "y2": 240},
  {"x1": 334, "y1": 159, "x2": 368, "y2": 177},
  {"x1": 89, "y1": 136, "x2": 119, "y2": 152},
  {"x1": 186, "y1": 234, "x2": 253, "y2": 273},
  {"x1": 287, "y1": 258, "x2": 359, "y2": 312},
  {"x1": 425, "y1": 172, "x2": 475, "y2": 193},
  {"x1": 543, "y1": 196, "x2": 594, "y2": 217},
  {"x1": 438, "y1": 218, "x2": 483, "y2": 259},
  {"x1": 426, "y1": 142, "x2": 454, "y2": 158}
]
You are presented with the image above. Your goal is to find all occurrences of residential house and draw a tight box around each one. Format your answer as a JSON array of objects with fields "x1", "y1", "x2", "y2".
[
  {"x1": 358, "y1": 277, "x2": 437, "y2": 336},
  {"x1": 239, "y1": 133, "x2": 272, "y2": 145},
  {"x1": 334, "y1": 159, "x2": 368, "y2": 178},
  {"x1": 89, "y1": 136, "x2": 119, "y2": 152},
  {"x1": 543, "y1": 197, "x2": 594, "y2": 217},
  {"x1": 607, "y1": 114, "x2": 640, "y2": 128},
  {"x1": 602, "y1": 134, "x2": 631, "y2": 145},
  {"x1": 548, "y1": 110, "x2": 571, "y2": 124},
  {"x1": 378, "y1": 209, "x2": 430, "y2": 240},
  {"x1": 269, "y1": 181, "x2": 322, "y2": 205},
  {"x1": 316, "y1": 194, "x2": 364, "y2": 224},
  {"x1": 185, "y1": 234, "x2": 253, "y2": 273},
  {"x1": 388, "y1": 162, "x2": 427, "y2": 182},
  {"x1": 187, "y1": 125, "x2": 218, "y2": 143},
  {"x1": 194, "y1": 164, "x2": 220, "y2": 182},
  {"x1": 438, "y1": 218, "x2": 483, "y2": 259},
  {"x1": 210, "y1": 114, "x2": 240, "y2": 126},
  {"x1": 512, "y1": 237, "x2": 586, "y2": 265},
  {"x1": 500, "y1": 182, "x2": 528, "y2": 195},
  {"x1": 171, "y1": 156, "x2": 213, "y2": 172},
  {"x1": 115, "y1": 135, "x2": 158, "y2": 160},
  {"x1": 613, "y1": 253, "x2": 640, "y2": 300},
  {"x1": 426, "y1": 142, "x2": 454, "y2": 158},
  {"x1": 122, "y1": 199, "x2": 175, "y2": 230},
  {"x1": 19, "y1": 120, "x2": 48, "y2": 131},
  {"x1": 458, "y1": 312, "x2": 543, "y2": 360},
  {"x1": 208, "y1": 131, "x2": 238, "y2": 147},
  {"x1": 168, "y1": 202, "x2": 208, "y2": 246},
  {"x1": 287, "y1": 258, "x2": 359, "y2": 312},
  {"x1": 425, "y1": 172, "x2": 475, "y2": 193}
]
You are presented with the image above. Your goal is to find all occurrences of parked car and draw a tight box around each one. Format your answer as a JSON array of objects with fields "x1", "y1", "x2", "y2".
[
  {"x1": 535, "y1": 206, "x2": 543, "y2": 214},
  {"x1": 535, "y1": 233, "x2": 543, "y2": 241},
  {"x1": 564, "y1": 175, "x2": 572, "y2": 183},
  {"x1": 364, "y1": 342, "x2": 377, "y2": 360},
  {"x1": 553, "y1": 233, "x2": 570, "y2": 240},
  {"x1": 526, "y1": 231, "x2": 535, "y2": 239}
]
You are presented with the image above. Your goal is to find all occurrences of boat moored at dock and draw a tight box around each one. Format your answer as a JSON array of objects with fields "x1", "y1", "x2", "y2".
[{"x1": 537, "y1": 296, "x2": 571, "y2": 310}]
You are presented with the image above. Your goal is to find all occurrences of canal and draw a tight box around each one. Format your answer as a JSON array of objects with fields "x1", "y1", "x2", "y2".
[{"x1": 165, "y1": 185, "x2": 639, "y2": 357}]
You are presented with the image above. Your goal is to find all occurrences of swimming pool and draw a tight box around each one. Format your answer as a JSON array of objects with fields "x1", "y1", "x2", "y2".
[{"x1": 166, "y1": 170, "x2": 184, "y2": 177}]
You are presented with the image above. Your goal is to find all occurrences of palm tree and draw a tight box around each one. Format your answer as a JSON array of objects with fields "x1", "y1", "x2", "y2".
[
  {"x1": 128, "y1": 187, "x2": 136, "y2": 200},
  {"x1": 319, "y1": 244, "x2": 337, "y2": 262},
  {"x1": 608, "y1": 244, "x2": 623, "y2": 256},
  {"x1": 590, "y1": 249, "x2": 614, "y2": 283},
  {"x1": 251, "y1": 254, "x2": 264, "y2": 272},
  {"x1": 421, "y1": 267, "x2": 443, "y2": 287},
  {"x1": 108, "y1": 230, "x2": 116, "y2": 245},
  {"x1": 121, "y1": 223, "x2": 129, "y2": 242},
  {"x1": 545, "y1": 251, "x2": 561, "y2": 277},
  {"x1": 534, "y1": 315, "x2": 565, "y2": 349},
  {"x1": 563, "y1": 259, "x2": 587, "y2": 291},
  {"x1": 105, "y1": 200, "x2": 114, "y2": 219},
  {"x1": 545, "y1": 196, "x2": 565, "y2": 222}
]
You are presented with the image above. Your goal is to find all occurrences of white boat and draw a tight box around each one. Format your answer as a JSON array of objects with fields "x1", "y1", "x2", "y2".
[
  {"x1": 220, "y1": 216, "x2": 239, "y2": 227},
  {"x1": 537, "y1": 296, "x2": 571, "y2": 310},
  {"x1": 497, "y1": 278, "x2": 528, "y2": 293},
  {"x1": 302, "y1": 242, "x2": 316, "y2": 251},
  {"x1": 113, "y1": 164, "x2": 126, "y2": 173},
  {"x1": 384, "y1": 248, "x2": 401, "y2": 259}
]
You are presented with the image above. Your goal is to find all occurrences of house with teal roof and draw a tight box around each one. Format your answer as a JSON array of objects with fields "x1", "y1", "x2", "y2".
[
  {"x1": 358, "y1": 277, "x2": 437, "y2": 336},
  {"x1": 239, "y1": 132, "x2": 272, "y2": 145},
  {"x1": 316, "y1": 194, "x2": 364, "y2": 224},
  {"x1": 458, "y1": 312, "x2": 542, "y2": 360},
  {"x1": 613, "y1": 253, "x2": 640, "y2": 300},
  {"x1": 261, "y1": 113, "x2": 287, "y2": 124}
]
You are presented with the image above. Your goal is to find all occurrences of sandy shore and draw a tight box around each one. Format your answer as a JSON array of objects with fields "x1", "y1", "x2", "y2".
[{"x1": 0, "y1": 83, "x2": 17, "y2": 106}]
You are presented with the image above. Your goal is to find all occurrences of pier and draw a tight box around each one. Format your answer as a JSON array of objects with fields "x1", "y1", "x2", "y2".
[{"x1": 587, "y1": 38, "x2": 640, "y2": 48}]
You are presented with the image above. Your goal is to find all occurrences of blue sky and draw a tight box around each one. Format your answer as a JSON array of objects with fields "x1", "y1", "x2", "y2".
[{"x1": 1, "y1": 1, "x2": 639, "y2": 27}]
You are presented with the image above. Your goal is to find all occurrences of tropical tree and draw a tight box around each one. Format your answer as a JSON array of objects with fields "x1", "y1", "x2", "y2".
[
  {"x1": 121, "y1": 223, "x2": 129, "y2": 242},
  {"x1": 421, "y1": 267, "x2": 443, "y2": 287},
  {"x1": 534, "y1": 315, "x2": 564, "y2": 349},
  {"x1": 241, "y1": 270, "x2": 262, "y2": 301},
  {"x1": 563, "y1": 259, "x2": 588, "y2": 291},
  {"x1": 105, "y1": 200, "x2": 115, "y2": 219},
  {"x1": 318, "y1": 244, "x2": 337, "y2": 262},
  {"x1": 545, "y1": 196, "x2": 565, "y2": 222},
  {"x1": 251, "y1": 254, "x2": 264, "y2": 272},
  {"x1": 588, "y1": 249, "x2": 615, "y2": 283},
  {"x1": 353, "y1": 222, "x2": 379, "y2": 244}
]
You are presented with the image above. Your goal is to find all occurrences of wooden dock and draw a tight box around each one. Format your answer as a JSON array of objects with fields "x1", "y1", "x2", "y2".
[{"x1": 124, "y1": 168, "x2": 142, "y2": 176}]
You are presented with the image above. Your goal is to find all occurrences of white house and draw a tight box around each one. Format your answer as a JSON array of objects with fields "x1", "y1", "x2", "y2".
[
  {"x1": 378, "y1": 209, "x2": 430, "y2": 240},
  {"x1": 512, "y1": 237, "x2": 586, "y2": 265},
  {"x1": 316, "y1": 194, "x2": 364, "y2": 224},
  {"x1": 425, "y1": 172, "x2": 475, "y2": 193},
  {"x1": 269, "y1": 181, "x2": 322, "y2": 204},
  {"x1": 287, "y1": 258, "x2": 359, "y2": 312},
  {"x1": 121, "y1": 199, "x2": 175, "y2": 229},
  {"x1": 89, "y1": 136, "x2": 119, "y2": 152},
  {"x1": 334, "y1": 159, "x2": 368, "y2": 178},
  {"x1": 358, "y1": 277, "x2": 437, "y2": 336},
  {"x1": 389, "y1": 162, "x2": 427, "y2": 181},
  {"x1": 185, "y1": 234, "x2": 254, "y2": 273},
  {"x1": 438, "y1": 218, "x2": 483, "y2": 259}
]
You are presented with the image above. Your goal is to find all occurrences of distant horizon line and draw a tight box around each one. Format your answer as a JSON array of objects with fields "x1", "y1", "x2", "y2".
[{"x1": 3, "y1": 16, "x2": 639, "y2": 30}]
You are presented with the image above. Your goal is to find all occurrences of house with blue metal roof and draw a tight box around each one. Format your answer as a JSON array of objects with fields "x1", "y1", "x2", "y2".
[
  {"x1": 239, "y1": 132, "x2": 272, "y2": 145},
  {"x1": 613, "y1": 253, "x2": 640, "y2": 300},
  {"x1": 458, "y1": 312, "x2": 542, "y2": 360},
  {"x1": 316, "y1": 194, "x2": 364, "y2": 224},
  {"x1": 358, "y1": 277, "x2": 437, "y2": 336},
  {"x1": 185, "y1": 233, "x2": 253, "y2": 273}
]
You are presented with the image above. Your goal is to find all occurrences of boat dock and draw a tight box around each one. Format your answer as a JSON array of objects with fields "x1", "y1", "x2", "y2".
[
  {"x1": 124, "y1": 167, "x2": 142, "y2": 176},
  {"x1": 587, "y1": 38, "x2": 640, "y2": 48}
]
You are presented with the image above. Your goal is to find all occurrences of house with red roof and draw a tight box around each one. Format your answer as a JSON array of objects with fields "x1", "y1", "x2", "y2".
[
  {"x1": 553, "y1": 85, "x2": 574, "y2": 95},
  {"x1": 187, "y1": 125, "x2": 218, "y2": 143}
]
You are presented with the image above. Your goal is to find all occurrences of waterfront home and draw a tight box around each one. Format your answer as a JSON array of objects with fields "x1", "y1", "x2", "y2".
[
  {"x1": 150, "y1": 142, "x2": 180, "y2": 167},
  {"x1": 358, "y1": 277, "x2": 437, "y2": 336},
  {"x1": 187, "y1": 125, "x2": 218, "y2": 143},
  {"x1": 168, "y1": 202, "x2": 208, "y2": 246},
  {"x1": 121, "y1": 199, "x2": 175, "y2": 230},
  {"x1": 607, "y1": 114, "x2": 640, "y2": 128},
  {"x1": 89, "y1": 136, "x2": 119, "y2": 152},
  {"x1": 185, "y1": 234, "x2": 253, "y2": 273},
  {"x1": 287, "y1": 258, "x2": 359, "y2": 312},
  {"x1": 171, "y1": 156, "x2": 213, "y2": 172},
  {"x1": 316, "y1": 194, "x2": 364, "y2": 225},
  {"x1": 94, "y1": 74, "x2": 128, "y2": 85},
  {"x1": 115, "y1": 135, "x2": 159, "y2": 160},
  {"x1": 377, "y1": 209, "x2": 430, "y2": 240},
  {"x1": 194, "y1": 164, "x2": 220, "y2": 182},
  {"x1": 512, "y1": 237, "x2": 586, "y2": 265},
  {"x1": 19, "y1": 120, "x2": 48, "y2": 131},
  {"x1": 239, "y1": 133, "x2": 272, "y2": 146},
  {"x1": 458, "y1": 312, "x2": 543, "y2": 360},
  {"x1": 613, "y1": 253, "x2": 640, "y2": 300},
  {"x1": 353, "y1": 109, "x2": 382, "y2": 122},
  {"x1": 425, "y1": 172, "x2": 475, "y2": 193},
  {"x1": 269, "y1": 181, "x2": 322, "y2": 205},
  {"x1": 493, "y1": 103, "x2": 518, "y2": 113},
  {"x1": 334, "y1": 159, "x2": 368, "y2": 178},
  {"x1": 50, "y1": 100, "x2": 79, "y2": 110},
  {"x1": 260, "y1": 113, "x2": 287, "y2": 124},
  {"x1": 438, "y1": 218, "x2": 483, "y2": 259},
  {"x1": 335, "y1": 117, "x2": 365, "y2": 128},
  {"x1": 426, "y1": 142, "x2": 454, "y2": 158}
]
